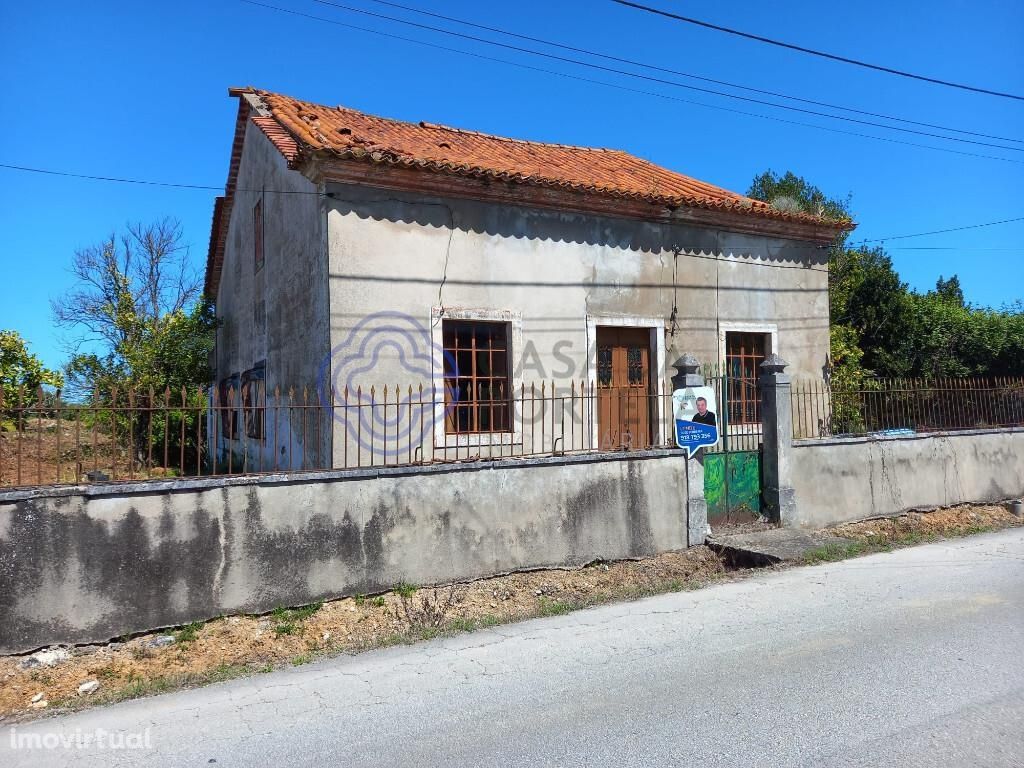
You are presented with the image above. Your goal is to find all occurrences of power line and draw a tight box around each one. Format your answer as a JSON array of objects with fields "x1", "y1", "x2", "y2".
[
  {"x1": 0, "y1": 163, "x2": 224, "y2": 192},
  {"x1": 855, "y1": 216, "x2": 1024, "y2": 244},
  {"x1": 307, "y1": 0, "x2": 1022, "y2": 153},
  {"x1": 4, "y1": 163, "x2": 1019, "y2": 260},
  {"x1": 0, "y1": 162, "x2": 321, "y2": 195},
  {"x1": 884, "y1": 247, "x2": 1024, "y2": 252},
  {"x1": 239, "y1": 1, "x2": 1023, "y2": 164},
  {"x1": 611, "y1": 0, "x2": 1024, "y2": 102},
  {"x1": 353, "y1": 0, "x2": 1023, "y2": 146}
]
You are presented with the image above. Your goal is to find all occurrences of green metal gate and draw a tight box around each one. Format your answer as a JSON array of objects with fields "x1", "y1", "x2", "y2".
[{"x1": 703, "y1": 369, "x2": 763, "y2": 528}]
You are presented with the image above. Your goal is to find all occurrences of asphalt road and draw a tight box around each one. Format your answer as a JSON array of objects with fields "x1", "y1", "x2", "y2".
[{"x1": 5, "y1": 529, "x2": 1023, "y2": 767}]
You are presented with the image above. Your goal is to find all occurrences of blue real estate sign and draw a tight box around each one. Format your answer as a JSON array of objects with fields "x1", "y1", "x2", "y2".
[{"x1": 672, "y1": 386, "x2": 720, "y2": 458}]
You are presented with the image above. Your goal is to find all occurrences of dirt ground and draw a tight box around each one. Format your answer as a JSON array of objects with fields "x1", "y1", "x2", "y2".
[
  {"x1": 0, "y1": 548, "x2": 725, "y2": 719},
  {"x1": 2, "y1": 502, "x2": 1020, "y2": 721},
  {"x1": 1, "y1": 419, "x2": 126, "y2": 487},
  {"x1": 825, "y1": 503, "x2": 1022, "y2": 540}
]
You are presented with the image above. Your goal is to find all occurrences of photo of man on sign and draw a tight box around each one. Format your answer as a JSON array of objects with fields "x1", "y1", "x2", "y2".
[
  {"x1": 672, "y1": 387, "x2": 720, "y2": 457},
  {"x1": 691, "y1": 396, "x2": 716, "y2": 426}
]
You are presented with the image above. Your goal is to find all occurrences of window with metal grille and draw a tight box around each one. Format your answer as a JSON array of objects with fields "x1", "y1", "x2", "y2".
[
  {"x1": 219, "y1": 374, "x2": 240, "y2": 439},
  {"x1": 253, "y1": 199, "x2": 264, "y2": 273},
  {"x1": 242, "y1": 361, "x2": 266, "y2": 440},
  {"x1": 442, "y1": 320, "x2": 512, "y2": 434},
  {"x1": 725, "y1": 332, "x2": 767, "y2": 425}
]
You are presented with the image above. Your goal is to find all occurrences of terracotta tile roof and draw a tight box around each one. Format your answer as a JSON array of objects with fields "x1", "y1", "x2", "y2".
[
  {"x1": 206, "y1": 87, "x2": 853, "y2": 296},
  {"x1": 251, "y1": 116, "x2": 300, "y2": 165},
  {"x1": 240, "y1": 87, "x2": 848, "y2": 228}
]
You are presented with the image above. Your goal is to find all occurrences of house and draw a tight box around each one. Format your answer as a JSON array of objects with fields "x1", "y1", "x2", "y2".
[{"x1": 205, "y1": 87, "x2": 852, "y2": 470}]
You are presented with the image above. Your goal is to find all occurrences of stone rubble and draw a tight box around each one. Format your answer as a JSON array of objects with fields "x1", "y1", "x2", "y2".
[{"x1": 20, "y1": 646, "x2": 71, "y2": 669}]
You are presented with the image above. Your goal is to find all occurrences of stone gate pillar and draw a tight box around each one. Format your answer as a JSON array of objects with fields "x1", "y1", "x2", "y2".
[
  {"x1": 671, "y1": 353, "x2": 709, "y2": 546},
  {"x1": 760, "y1": 354, "x2": 798, "y2": 526}
]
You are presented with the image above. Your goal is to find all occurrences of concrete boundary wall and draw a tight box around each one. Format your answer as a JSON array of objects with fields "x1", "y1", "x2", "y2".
[
  {"x1": 790, "y1": 428, "x2": 1024, "y2": 528},
  {"x1": 0, "y1": 451, "x2": 690, "y2": 654}
]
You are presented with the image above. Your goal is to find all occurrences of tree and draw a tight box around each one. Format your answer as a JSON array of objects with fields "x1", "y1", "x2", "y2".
[
  {"x1": 748, "y1": 169, "x2": 1024, "y2": 381},
  {"x1": 0, "y1": 330, "x2": 64, "y2": 409},
  {"x1": 51, "y1": 219, "x2": 216, "y2": 470},
  {"x1": 829, "y1": 247, "x2": 915, "y2": 377},
  {"x1": 747, "y1": 171, "x2": 877, "y2": 380},
  {"x1": 933, "y1": 275, "x2": 965, "y2": 307},
  {"x1": 52, "y1": 218, "x2": 216, "y2": 397},
  {"x1": 747, "y1": 170, "x2": 853, "y2": 227}
]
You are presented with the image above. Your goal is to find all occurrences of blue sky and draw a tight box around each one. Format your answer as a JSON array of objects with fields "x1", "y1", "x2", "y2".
[{"x1": 2, "y1": 0, "x2": 1022, "y2": 370}]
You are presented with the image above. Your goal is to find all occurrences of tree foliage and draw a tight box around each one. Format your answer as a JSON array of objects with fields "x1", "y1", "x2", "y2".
[
  {"x1": 748, "y1": 170, "x2": 1024, "y2": 380},
  {"x1": 748, "y1": 169, "x2": 853, "y2": 228},
  {"x1": 52, "y1": 218, "x2": 216, "y2": 398},
  {"x1": 50, "y1": 219, "x2": 217, "y2": 470},
  {"x1": 0, "y1": 330, "x2": 64, "y2": 407}
]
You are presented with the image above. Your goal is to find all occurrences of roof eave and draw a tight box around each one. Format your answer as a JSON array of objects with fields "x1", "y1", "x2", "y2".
[{"x1": 316, "y1": 154, "x2": 852, "y2": 244}]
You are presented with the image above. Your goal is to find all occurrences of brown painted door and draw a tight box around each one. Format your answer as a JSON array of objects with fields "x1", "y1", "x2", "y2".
[{"x1": 596, "y1": 327, "x2": 652, "y2": 449}]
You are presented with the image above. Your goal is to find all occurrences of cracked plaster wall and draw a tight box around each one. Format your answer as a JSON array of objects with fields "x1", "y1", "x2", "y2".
[
  {"x1": 789, "y1": 428, "x2": 1024, "y2": 528},
  {"x1": 0, "y1": 452, "x2": 688, "y2": 653}
]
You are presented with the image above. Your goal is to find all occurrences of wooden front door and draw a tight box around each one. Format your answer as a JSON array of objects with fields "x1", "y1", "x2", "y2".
[{"x1": 596, "y1": 327, "x2": 653, "y2": 449}]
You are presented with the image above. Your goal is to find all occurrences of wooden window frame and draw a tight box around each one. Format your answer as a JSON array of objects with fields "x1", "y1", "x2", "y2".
[
  {"x1": 725, "y1": 331, "x2": 768, "y2": 425},
  {"x1": 431, "y1": 307, "x2": 522, "y2": 448},
  {"x1": 441, "y1": 319, "x2": 513, "y2": 435}
]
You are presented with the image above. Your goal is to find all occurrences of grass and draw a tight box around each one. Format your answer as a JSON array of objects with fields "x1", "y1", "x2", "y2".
[
  {"x1": 354, "y1": 594, "x2": 385, "y2": 608},
  {"x1": 444, "y1": 614, "x2": 506, "y2": 634},
  {"x1": 446, "y1": 617, "x2": 480, "y2": 633},
  {"x1": 276, "y1": 602, "x2": 324, "y2": 623},
  {"x1": 801, "y1": 527, "x2": 988, "y2": 564},
  {"x1": 269, "y1": 601, "x2": 324, "y2": 637},
  {"x1": 51, "y1": 662, "x2": 257, "y2": 713},
  {"x1": 537, "y1": 597, "x2": 574, "y2": 617},
  {"x1": 174, "y1": 621, "x2": 204, "y2": 644},
  {"x1": 394, "y1": 582, "x2": 417, "y2": 599}
]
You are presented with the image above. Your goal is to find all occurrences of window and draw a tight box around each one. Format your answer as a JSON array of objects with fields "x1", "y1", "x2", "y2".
[
  {"x1": 218, "y1": 374, "x2": 240, "y2": 439},
  {"x1": 253, "y1": 199, "x2": 264, "y2": 273},
  {"x1": 725, "y1": 332, "x2": 767, "y2": 424},
  {"x1": 242, "y1": 361, "x2": 266, "y2": 440},
  {"x1": 442, "y1": 320, "x2": 512, "y2": 434}
]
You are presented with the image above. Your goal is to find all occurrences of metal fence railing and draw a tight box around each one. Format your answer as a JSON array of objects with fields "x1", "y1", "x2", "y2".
[
  {"x1": 703, "y1": 368, "x2": 763, "y2": 453},
  {"x1": 791, "y1": 377, "x2": 1024, "y2": 440},
  {"x1": 0, "y1": 382, "x2": 685, "y2": 489}
]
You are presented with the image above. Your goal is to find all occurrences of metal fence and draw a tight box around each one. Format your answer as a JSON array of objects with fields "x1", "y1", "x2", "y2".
[
  {"x1": 702, "y1": 367, "x2": 764, "y2": 453},
  {"x1": 791, "y1": 377, "x2": 1024, "y2": 439},
  {"x1": 0, "y1": 383, "x2": 685, "y2": 489}
]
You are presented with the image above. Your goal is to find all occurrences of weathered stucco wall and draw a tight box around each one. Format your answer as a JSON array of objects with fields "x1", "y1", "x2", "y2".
[
  {"x1": 214, "y1": 122, "x2": 329, "y2": 470},
  {"x1": 325, "y1": 183, "x2": 829, "y2": 382},
  {"x1": 323, "y1": 184, "x2": 830, "y2": 462},
  {"x1": 0, "y1": 452, "x2": 690, "y2": 653},
  {"x1": 790, "y1": 428, "x2": 1024, "y2": 528}
]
